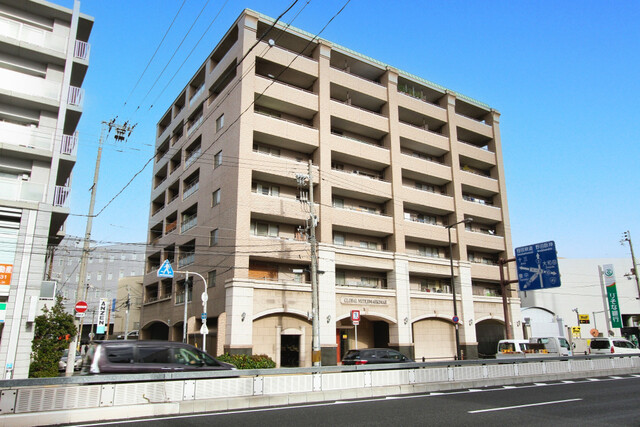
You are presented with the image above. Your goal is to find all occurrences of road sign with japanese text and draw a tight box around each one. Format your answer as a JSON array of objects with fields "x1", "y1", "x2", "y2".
[{"x1": 515, "y1": 241, "x2": 561, "y2": 291}]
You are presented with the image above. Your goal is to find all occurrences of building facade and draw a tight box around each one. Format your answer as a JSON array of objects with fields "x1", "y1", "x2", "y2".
[
  {"x1": 141, "y1": 9, "x2": 520, "y2": 366},
  {"x1": 0, "y1": 0, "x2": 92, "y2": 378},
  {"x1": 520, "y1": 258, "x2": 640, "y2": 351},
  {"x1": 48, "y1": 236, "x2": 145, "y2": 339}
]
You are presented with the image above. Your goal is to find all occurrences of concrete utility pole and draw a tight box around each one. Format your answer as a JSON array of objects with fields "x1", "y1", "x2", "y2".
[
  {"x1": 66, "y1": 119, "x2": 136, "y2": 376},
  {"x1": 297, "y1": 161, "x2": 320, "y2": 366},
  {"x1": 621, "y1": 230, "x2": 640, "y2": 299},
  {"x1": 124, "y1": 286, "x2": 130, "y2": 340}
]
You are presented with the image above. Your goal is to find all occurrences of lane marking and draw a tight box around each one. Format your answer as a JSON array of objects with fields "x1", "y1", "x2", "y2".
[
  {"x1": 534, "y1": 382, "x2": 547, "y2": 386},
  {"x1": 467, "y1": 389, "x2": 483, "y2": 392},
  {"x1": 561, "y1": 380, "x2": 575, "y2": 384},
  {"x1": 469, "y1": 398, "x2": 582, "y2": 414},
  {"x1": 502, "y1": 385, "x2": 517, "y2": 389},
  {"x1": 609, "y1": 376, "x2": 623, "y2": 379},
  {"x1": 586, "y1": 378, "x2": 600, "y2": 381}
]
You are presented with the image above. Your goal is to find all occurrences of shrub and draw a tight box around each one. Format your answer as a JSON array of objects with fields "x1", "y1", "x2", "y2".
[{"x1": 217, "y1": 353, "x2": 276, "y2": 369}]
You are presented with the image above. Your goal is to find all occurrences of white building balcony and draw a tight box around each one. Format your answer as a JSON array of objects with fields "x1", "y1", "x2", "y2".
[
  {"x1": 0, "y1": 16, "x2": 68, "y2": 54},
  {"x1": 0, "y1": 68, "x2": 60, "y2": 101},
  {"x1": 0, "y1": 178, "x2": 44, "y2": 203},
  {"x1": 60, "y1": 132, "x2": 78, "y2": 156},
  {"x1": 73, "y1": 40, "x2": 91, "y2": 61},
  {"x1": 67, "y1": 86, "x2": 84, "y2": 108},
  {"x1": 0, "y1": 121, "x2": 54, "y2": 151},
  {"x1": 53, "y1": 185, "x2": 70, "y2": 207}
]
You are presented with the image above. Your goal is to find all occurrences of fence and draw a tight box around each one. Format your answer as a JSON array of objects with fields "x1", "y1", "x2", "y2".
[{"x1": 0, "y1": 355, "x2": 638, "y2": 426}]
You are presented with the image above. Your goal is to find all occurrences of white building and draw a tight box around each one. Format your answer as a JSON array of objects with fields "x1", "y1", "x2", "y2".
[
  {"x1": 520, "y1": 258, "x2": 640, "y2": 349},
  {"x1": 0, "y1": 0, "x2": 92, "y2": 379}
]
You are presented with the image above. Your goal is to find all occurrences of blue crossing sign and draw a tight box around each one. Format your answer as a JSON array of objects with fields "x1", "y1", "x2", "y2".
[
  {"x1": 157, "y1": 259, "x2": 174, "y2": 278},
  {"x1": 515, "y1": 241, "x2": 561, "y2": 291}
]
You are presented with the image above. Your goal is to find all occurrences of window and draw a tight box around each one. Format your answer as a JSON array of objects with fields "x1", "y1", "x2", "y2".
[
  {"x1": 212, "y1": 189, "x2": 220, "y2": 206},
  {"x1": 207, "y1": 270, "x2": 216, "y2": 288},
  {"x1": 335, "y1": 270, "x2": 346, "y2": 285},
  {"x1": 333, "y1": 233, "x2": 345, "y2": 246},
  {"x1": 253, "y1": 143, "x2": 280, "y2": 157},
  {"x1": 119, "y1": 270, "x2": 124, "y2": 278},
  {"x1": 86, "y1": 273, "x2": 91, "y2": 281},
  {"x1": 121, "y1": 254, "x2": 126, "y2": 261},
  {"x1": 107, "y1": 272, "x2": 113, "y2": 280},
  {"x1": 360, "y1": 241, "x2": 377, "y2": 250},
  {"x1": 97, "y1": 272, "x2": 102, "y2": 281},
  {"x1": 109, "y1": 255, "x2": 114, "y2": 262},
  {"x1": 254, "y1": 182, "x2": 279, "y2": 196},
  {"x1": 214, "y1": 151, "x2": 222, "y2": 168},
  {"x1": 209, "y1": 228, "x2": 219, "y2": 246},
  {"x1": 415, "y1": 182, "x2": 435, "y2": 193},
  {"x1": 332, "y1": 197, "x2": 344, "y2": 208},
  {"x1": 418, "y1": 245, "x2": 439, "y2": 257},
  {"x1": 88, "y1": 257, "x2": 93, "y2": 264},
  {"x1": 216, "y1": 114, "x2": 224, "y2": 131},
  {"x1": 252, "y1": 221, "x2": 279, "y2": 237}
]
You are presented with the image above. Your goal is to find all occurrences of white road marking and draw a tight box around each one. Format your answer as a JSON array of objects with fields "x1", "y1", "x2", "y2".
[
  {"x1": 534, "y1": 382, "x2": 547, "y2": 386},
  {"x1": 502, "y1": 385, "x2": 517, "y2": 389},
  {"x1": 586, "y1": 378, "x2": 600, "y2": 381},
  {"x1": 469, "y1": 398, "x2": 583, "y2": 414},
  {"x1": 561, "y1": 380, "x2": 575, "y2": 383}
]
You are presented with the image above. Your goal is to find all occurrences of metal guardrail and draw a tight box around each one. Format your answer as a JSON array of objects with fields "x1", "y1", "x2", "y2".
[{"x1": 0, "y1": 355, "x2": 637, "y2": 420}]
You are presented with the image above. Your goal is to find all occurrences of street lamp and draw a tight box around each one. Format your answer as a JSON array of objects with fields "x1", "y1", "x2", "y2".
[{"x1": 447, "y1": 217, "x2": 472, "y2": 361}]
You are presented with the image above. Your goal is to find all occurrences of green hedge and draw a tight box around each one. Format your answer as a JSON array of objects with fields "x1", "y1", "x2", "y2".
[{"x1": 217, "y1": 353, "x2": 276, "y2": 369}]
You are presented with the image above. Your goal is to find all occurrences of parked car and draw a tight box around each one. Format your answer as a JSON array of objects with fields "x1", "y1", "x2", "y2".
[
  {"x1": 588, "y1": 337, "x2": 640, "y2": 355},
  {"x1": 495, "y1": 339, "x2": 549, "y2": 358},
  {"x1": 82, "y1": 340, "x2": 235, "y2": 374},
  {"x1": 342, "y1": 348, "x2": 412, "y2": 365},
  {"x1": 59, "y1": 349, "x2": 83, "y2": 371}
]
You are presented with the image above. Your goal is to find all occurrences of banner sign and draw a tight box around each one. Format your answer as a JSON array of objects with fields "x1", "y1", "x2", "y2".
[
  {"x1": 96, "y1": 298, "x2": 108, "y2": 334},
  {"x1": 0, "y1": 264, "x2": 13, "y2": 286},
  {"x1": 603, "y1": 264, "x2": 622, "y2": 328}
]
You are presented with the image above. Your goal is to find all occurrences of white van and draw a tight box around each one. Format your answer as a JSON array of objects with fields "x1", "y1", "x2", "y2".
[{"x1": 530, "y1": 337, "x2": 572, "y2": 357}]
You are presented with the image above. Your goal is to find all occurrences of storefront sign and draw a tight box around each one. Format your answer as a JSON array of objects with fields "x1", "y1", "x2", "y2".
[
  {"x1": 578, "y1": 314, "x2": 590, "y2": 324},
  {"x1": 603, "y1": 264, "x2": 622, "y2": 328},
  {"x1": 0, "y1": 264, "x2": 12, "y2": 286},
  {"x1": 341, "y1": 297, "x2": 388, "y2": 306}
]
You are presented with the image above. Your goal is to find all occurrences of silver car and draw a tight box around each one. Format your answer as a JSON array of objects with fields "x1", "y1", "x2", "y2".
[{"x1": 589, "y1": 337, "x2": 640, "y2": 355}]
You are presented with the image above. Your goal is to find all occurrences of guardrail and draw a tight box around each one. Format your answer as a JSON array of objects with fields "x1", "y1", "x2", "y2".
[{"x1": 0, "y1": 355, "x2": 638, "y2": 425}]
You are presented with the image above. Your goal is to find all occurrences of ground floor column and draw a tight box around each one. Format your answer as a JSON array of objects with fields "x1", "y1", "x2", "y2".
[
  {"x1": 458, "y1": 262, "x2": 478, "y2": 359},
  {"x1": 318, "y1": 246, "x2": 337, "y2": 365},
  {"x1": 224, "y1": 281, "x2": 254, "y2": 355},
  {"x1": 388, "y1": 256, "x2": 413, "y2": 359}
]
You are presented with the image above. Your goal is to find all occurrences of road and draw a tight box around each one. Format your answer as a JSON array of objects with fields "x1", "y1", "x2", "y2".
[{"x1": 72, "y1": 374, "x2": 640, "y2": 427}]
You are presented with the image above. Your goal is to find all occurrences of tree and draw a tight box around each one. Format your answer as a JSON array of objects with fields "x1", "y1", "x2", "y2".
[{"x1": 29, "y1": 295, "x2": 77, "y2": 378}]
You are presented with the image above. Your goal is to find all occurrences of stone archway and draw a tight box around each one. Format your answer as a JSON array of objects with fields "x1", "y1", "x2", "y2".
[
  {"x1": 412, "y1": 318, "x2": 455, "y2": 361},
  {"x1": 141, "y1": 321, "x2": 169, "y2": 341}
]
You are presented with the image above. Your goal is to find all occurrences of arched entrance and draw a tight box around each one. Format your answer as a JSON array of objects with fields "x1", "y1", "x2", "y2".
[
  {"x1": 475, "y1": 319, "x2": 505, "y2": 358},
  {"x1": 412, "y1": 318, "x2": 455, "y2": 361},
  {"x1": 141, "y1": 321, "x2": 169, "y2": 340},
  {"x1": 252, "y1": 313, "x2": 311, "y2": 367},
  {"x1": 336, "y1": 316, "x2": 390, "y2": 362}
]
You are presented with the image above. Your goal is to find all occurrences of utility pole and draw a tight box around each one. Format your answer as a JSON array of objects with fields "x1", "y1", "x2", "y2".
[
  {"x1": 66, "y1": 119, "x2": 136, "y2": 376},
  {"x1": 621, "y1": 230, "x2": 640, "y2": 299},
  {"x1": 124, "y1": 286, "x2": 131, "y2": 340},
  {"x1": 297, "y1": 161, "x2": 320, "y2": 366}
]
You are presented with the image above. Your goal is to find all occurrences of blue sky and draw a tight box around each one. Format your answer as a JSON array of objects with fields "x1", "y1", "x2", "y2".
[{"x1": 57, "y1": 0, "x2": 640, "y2": 260}]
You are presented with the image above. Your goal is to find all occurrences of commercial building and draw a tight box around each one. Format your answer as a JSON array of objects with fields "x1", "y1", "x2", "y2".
[
  {"x1": 141, "y1": 9, "x2": 520, "y2": 366},
  {"x1": 0, "y1": 0, "x2": 92, "y2": 378},
  {"x1": 520, "y1": 258, "x2": 640, "y2": 351},
  {"x1": 48, "y1": 236, "x2": 145, "y2": 340}
]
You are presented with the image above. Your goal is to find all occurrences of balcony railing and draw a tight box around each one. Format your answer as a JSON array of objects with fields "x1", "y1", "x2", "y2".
[
  {"x1": 184, "y1": 148, "x2": 201, "y2": 169},
  {"x1": 182, "y1": 181, "x2": 199, "y2": 200},
  {"x1": 178, "y1": 251, "x2": 195, "y2": 268},
  {"x1": 165, "y1": 220, "x2": 177, "y2": 234},
  {"x1": 189, "y1": 85, "x2": 204, "y2": 107},
  {"x1": 74, "y1": 40, "x2": 90, "y2": 61},
  {"x1": 53, "y1": 185, "x2": 70, "y2": 207},
  {"x1": 186, "y1": 115, "x2": 203, "y2": 137},
  {"x1": 0, "y1": 16, "x2": 67, "y2": 53},
  {"x1": 180, "y1": 215, "x2": 197, "y2": 233},
  {"x1": 60, "y1": 132, "x2": 78, "y2": 155},
  {"x1": 0, "y1": 121, "x2": 53, "y2": 151},
  {"x1": 0, "y1": 178, "x2": 44, "y2": 203},
  {"x1": 68, "y1": 86, "x2": 84, "y2": 107}
]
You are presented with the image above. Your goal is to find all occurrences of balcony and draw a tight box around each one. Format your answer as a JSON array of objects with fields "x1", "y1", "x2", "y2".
[
  {"x1": 184, "y1": 147, "x2": 201, "y2": 169},
  {"x1": 74, "y1": 40, "x2": 91, "y2": 61},
  {"x1": 67, "y1": 86, "x2": 84, "y2": 108},
  {"x1": 401, "y1": 186, "x2": 453, "y2": 212},
  {"x1": 181, "y1": 215, "x2": 197, "y2": 233},
  {"x1": 0, "y1": 16, "x2": 68, "y2": 54},
  {"x1": 0, "y1": 68, "x2": 60, "y2": 102},
  {"x1": 256, "y1": 40, "x2": 318, "y2": 77},
  {"x1": 462, "y1": 199, "x2": 502, "y2": 222},
  {"x1": 0, "y1": 178, "x2": 44, "y2": 203},
  {"x1": 398, "y1": 122, "x2": 449, "y2": 153},
  {"x1": 458, "y1": 140, "x2": 495, "y2": 166},
  {"x1": 182, "y1": 181, "x2": 199, "y2": 200},
  {"x1": 60, "y1": 133, "x2": 78, "y2": 156},
  {"x1": 0, "y1": 121, "x2": 53, "y2": 151},
  {"x1": 332, "y1": 207, "x2": 394, "y2": 235},
  {"x1": 178, "y1": 252, "x2": 195, "y2": 268},
  {"x1": 460, "y1": 170, "x2": 499, "y2": 193},
  {"x1": 53, "y1": 185, "x2": 70, "y2": 207}
]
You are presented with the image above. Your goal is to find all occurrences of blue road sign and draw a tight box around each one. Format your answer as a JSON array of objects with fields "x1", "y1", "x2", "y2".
[
  {"x1": 515, "y1": 241, "x2": 561, "y2": 291},
  {"x1": 201, "y1": 312, "x2": 207, "y2": 321},
  {"x1": 157, "y1": 259, "x2": 174, "y2": 278}
]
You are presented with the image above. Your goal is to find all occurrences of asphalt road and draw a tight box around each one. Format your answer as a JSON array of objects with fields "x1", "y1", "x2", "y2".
[{"x1": 74, "y1": 374, "x2": 640, "y2": 427}]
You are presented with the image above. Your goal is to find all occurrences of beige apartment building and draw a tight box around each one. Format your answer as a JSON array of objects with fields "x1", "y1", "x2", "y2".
[
  {"x1": 0, "y1": 0, "x2": 92, "y2": 378},
  {"x1": 141, "y1": 9, "x2": 521, "y2": 366}
]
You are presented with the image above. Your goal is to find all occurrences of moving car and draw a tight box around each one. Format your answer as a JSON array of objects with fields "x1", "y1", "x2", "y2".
[
  {"x1": 82, "y1": 340, "x2": 235, "y2": 374},
  {"x1": 342, "y1": 348, "x2": 412, "y2": 365},
  {"x1": 530, "y1": 336, "x2": 572, "y2": 357},
  {"x1": 59, "y1": 349, "x2": 83, "y2": 371},
  {"x1": 588, "y1": 337, "x2": 640, "y2": 355}
]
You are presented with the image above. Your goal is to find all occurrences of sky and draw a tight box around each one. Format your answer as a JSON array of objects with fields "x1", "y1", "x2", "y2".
[{"x1": 56, "y1": 0, "x2": 640, "y2": 260}]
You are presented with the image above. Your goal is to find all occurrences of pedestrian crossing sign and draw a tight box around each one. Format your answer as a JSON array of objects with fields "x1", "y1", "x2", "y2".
[{"x1": 157, "y1": 260, "x2": 174, "y2": 278}]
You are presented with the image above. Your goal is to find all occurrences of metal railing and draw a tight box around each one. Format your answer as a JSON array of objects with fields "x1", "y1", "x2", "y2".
[
  {"x1": 60, "y1": 133, "x2": 78, "y2": 155},
  {"x1": 74, "y1": 40, "x2": 90, "y2": 61},
  {"x1": 53, "y1": 186, "x2": 70, "y2": 207},
  {"x1": 68, "y1": 86, "x2": 84, "y2": 107}
]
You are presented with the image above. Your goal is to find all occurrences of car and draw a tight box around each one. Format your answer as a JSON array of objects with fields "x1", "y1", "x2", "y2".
[
  {"x1": 588, "y1": 337, "x2": 640, "y2": 355},
  {"x1": 82, "y1": 340, "x2": 236, "y2": 374},
  {"x1": 59, "y1": 349, "x2": 83, "y2": 371},
  {"x1": 341, "y1": 348, "x2": 413, "y2": 365}
]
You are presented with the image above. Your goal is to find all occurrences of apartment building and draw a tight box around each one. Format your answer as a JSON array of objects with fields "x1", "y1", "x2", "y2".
[
  {"x1": 141, "y1": 9, "x2": 521, "y2": 366},
  {"x1": 0, "y1": 0, "x2": 92, "y2": 378}
]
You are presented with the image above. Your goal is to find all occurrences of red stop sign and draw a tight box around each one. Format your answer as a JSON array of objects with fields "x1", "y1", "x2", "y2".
[{"x1": 75, "y1": 301, "x2": 88, "y2": 313}]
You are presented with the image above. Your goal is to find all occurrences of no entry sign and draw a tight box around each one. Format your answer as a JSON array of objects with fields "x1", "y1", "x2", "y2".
[{"x1": 75, "y1": 301, "x2": 88, "y2": 313}]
